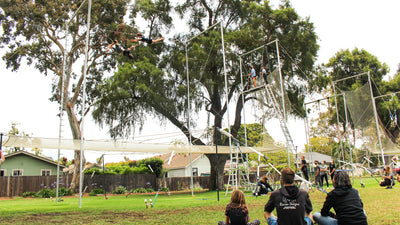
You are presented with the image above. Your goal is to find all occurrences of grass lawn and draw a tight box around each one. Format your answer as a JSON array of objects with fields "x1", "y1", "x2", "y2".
[{"x1": 0, "y1": 177, "x2": 399, "y2": 224}]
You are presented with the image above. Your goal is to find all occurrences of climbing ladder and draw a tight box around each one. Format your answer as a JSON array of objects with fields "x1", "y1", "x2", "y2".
[
  {"x1": 225, "y1": 140, "x2": 254, "y2": 195},
  {"x1": 261, "y1": 85, "x2": 297, "y2": 166}
]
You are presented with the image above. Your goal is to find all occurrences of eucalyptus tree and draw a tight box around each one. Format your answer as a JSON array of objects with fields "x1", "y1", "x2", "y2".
[{"x1": 0, "y1": 0, "x2": 130, "y2": 191}]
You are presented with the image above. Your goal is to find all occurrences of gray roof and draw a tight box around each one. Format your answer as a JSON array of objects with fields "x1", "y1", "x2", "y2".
[{"x1": 295, "y1": 152, "x2": 332, "y2": 164}]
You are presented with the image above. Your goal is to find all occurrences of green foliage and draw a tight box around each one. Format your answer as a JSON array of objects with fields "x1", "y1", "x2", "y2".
[
  {"x1": 84, "y1": 168, "x2": 102, "y2": 174},
  {"x1": 112, "y1": 185, "x2": 127, "y2": 194},
  {"x1": 22, "y1": 191, "x2": 36, "y2": 198},
  {"x1": 145, "y1": 188, "x2": 154, "y2": 193},
  {"x1": 160, "y1": 187, "x2": 169, "y2": 192},
  {"x1": 132, "y1": 187, "x2": 147, "y2": 193},
  {"x1": 58, "y1": 187, "x2": 74, "y2": 196},
  {"x1": 104, "y1": 157, "x2": 164, "y2": 177},
  {"x1": 89, "y1": 188, "x2": 105, "y2": 196},
  {"x1": 36, "y1": 188, "x2": 56, "y2": 198}
]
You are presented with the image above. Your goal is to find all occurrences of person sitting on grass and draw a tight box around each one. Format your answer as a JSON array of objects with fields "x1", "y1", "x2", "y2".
[
  {"x1": 264, "y1": 167, "x2": 313, "y2": 225},
  {"x1": 254, "y1": 176, "x2": 274, "y2": 196},
  {"x1": 313, "y1": 171, "x2": 368, "y2": 225},
  {"x1": 396, "y1": 168, "x2": 400, "y2": 183},
  {"x1": 218, "y1": 189, "x2": 260, "y2": 225},
  {"x1": 379, "y1": 166, "x2": 395, "y2": 188}
]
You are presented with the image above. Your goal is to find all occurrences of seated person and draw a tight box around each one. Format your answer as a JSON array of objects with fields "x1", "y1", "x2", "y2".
[
  {"x1": 396, "y1": 168, "x2": 400, "y2": 183},
  {"x1": 264, "y1": 167, "x2": 313, "y2": 225},
  {"x1": 254, "y1": 176, "x2": 274, "y2": 196},
  {"x1": 379, "y1": 166, "x2": 395, "y2": 188},
  {"x1": 313, "y1": 171, "x2": 368, "y2": 225},
  {"x1": 218, "y1": 189, "x2": 260, "y2": 225}
]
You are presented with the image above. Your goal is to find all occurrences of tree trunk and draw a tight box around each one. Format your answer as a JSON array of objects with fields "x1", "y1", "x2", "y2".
[
  {"x1": 206, "y1": 153, "x2": 229, "y2": 190},
  {"x1": 66, "y1": 103, "x2": 85, "y2": 193}
]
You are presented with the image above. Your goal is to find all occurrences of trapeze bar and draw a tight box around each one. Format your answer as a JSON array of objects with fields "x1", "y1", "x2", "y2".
[
  {"x1": 332, "y1": 72, "x2": 369, "y2": 84},
  {"x1": 240, "y1": 39, "x2": 278, "y2": 57},
  {"x1": 374, "y1": 90, "x2": 400, "y2": 99},
  {"x1": 303, "y1": 92, "x2": 344, "y2": 106},
  {"x1": 185, "y1": 21, "x2": 222, "y2": 44}
]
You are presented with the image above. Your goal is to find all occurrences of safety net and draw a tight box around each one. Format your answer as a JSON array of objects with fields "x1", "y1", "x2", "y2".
[{"x1": 345, "y1": 83, "x2": 400, "y2": 154}]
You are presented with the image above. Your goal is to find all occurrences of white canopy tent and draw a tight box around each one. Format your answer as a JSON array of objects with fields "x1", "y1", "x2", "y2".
[{"x1": 2, "y1": 135, "x2": 285, "y2": 154}]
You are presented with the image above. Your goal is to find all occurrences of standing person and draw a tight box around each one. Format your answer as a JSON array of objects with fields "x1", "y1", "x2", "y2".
[
  {"x1": 329, "y1": 159, "x2": 336, "y2": 182},
  {"x1": 105, "y1": 40, "x2": 138, "y2": 60},
  {"x1": 261, "y1": 66, "x2": 268, "y2": 85},
  {"x1": 313, "y1": 171, "x2": 368, "y2": 225},
  {"x1": 264, "y1": 167, "x2": 313, "y2": 225},
  {"x1": 300, "y1": 155, "x2": 309, "y2": 181},
  {"x1": 379, "y1": 166, "x2": 394, "y2": 188},
  {"x1": 320, "y1": 161, "x2": 329, "y2": 189},
  {"x1": 0, "y1": 149, "x2": 5, "y2": 164},
  {"x1": 254, "y1": 176, "x2": 274, "y2": 196},
  {"x1": 218, "y1": 189, "x2": 260, "y2": 225},
  {"x1": 314, "y1": 161, "x2": 322, "y2": 188},
  {"x1": 132, "y1": 33, "x2": 164, "y2": 44},
  {"x1": 248, "y1": 65, "x2": 257, "y2": 87}
]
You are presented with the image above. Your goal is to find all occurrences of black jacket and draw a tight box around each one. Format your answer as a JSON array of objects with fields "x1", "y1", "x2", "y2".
[
  {"x1": 320, "y1": 187, "x2": 368, "y2": 225},
  {"x1": 264, "y1": 185, "x2": 312, "y2": 225}
]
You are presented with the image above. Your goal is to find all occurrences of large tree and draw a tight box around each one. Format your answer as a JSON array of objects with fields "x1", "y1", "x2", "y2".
[
  {"x1": 0, "y1": 0, "x2": 130, "y2": 191},
  {"x1": 93, "y1": 0, "x2": 319, "y2": 190}
]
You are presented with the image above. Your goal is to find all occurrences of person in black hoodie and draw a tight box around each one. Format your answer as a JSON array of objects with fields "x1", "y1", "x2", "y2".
[
  {"x1": 264, "y1": 167, "x2": 313, "y2": 225},
  {"x1": 313, "y1": 171, "x2": 368, "y2": 225}
]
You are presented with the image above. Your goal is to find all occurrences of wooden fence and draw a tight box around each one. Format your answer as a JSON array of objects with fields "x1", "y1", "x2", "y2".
[
  {"x1": 0, "y1": 174, "x2": 156, "y2": 197},
  {"x1": 0, "y1": 172, "x2": 271, "y2": 197}
]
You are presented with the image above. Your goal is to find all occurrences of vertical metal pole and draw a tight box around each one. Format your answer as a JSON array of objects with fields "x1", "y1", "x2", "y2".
[
  {"x1": 221, "y1": 22, "x2": 233, "y2": 189},
  {"x1": 343, "y1": 94, "x2": 354, "y2": 182},
  {"x1": 304, "y1": 104, "x2": 313, "y2": 169},
  {"x1": 185, "y1": 43, "x2": 194, "y2": 196},
  {"x1": 332, "y1": 82, "x2": 344, "y2": 164},
  {"x1": 215, "y1": 127, "x2": 219, "y2": 202},
  {"x1": 239, "y1": 57, "x2": 248, "y2": 147},
  {"x1": 56, "y1": 23, "x2": 68, "y2": 205},
  {"x1": 368, "y1": 72, "x2": 385, "y2": 165},
  {"x1": 103, "y1": 154, "x2": 106, "y2": 199},
  {"x1": 275, "y1": 40, "x2": 290, "y2": 166},
  {"x1": 79, "y1": 0, "x2": 91, "y2": 208}
]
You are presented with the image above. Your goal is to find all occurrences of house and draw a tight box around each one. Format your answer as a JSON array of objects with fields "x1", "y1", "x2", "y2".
[
  {"x1": 156, "y1": 153, "x2": 210, "y2": 177},
  {"x1": 0, "y1": 151, "x2": 65, "y2": 176},
  {"x1": 295, "y1": 152, "x2": 333, "y2": 166}
]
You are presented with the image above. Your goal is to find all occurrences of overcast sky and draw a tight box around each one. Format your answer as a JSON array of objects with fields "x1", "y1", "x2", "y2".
[{"x1": 0, "y1": 0, "x2": 399, "y2": 162}]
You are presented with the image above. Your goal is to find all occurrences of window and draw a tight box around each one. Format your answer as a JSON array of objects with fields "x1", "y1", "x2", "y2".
[
  {"x1": 12, "y1": 169, "x2": 23, "y2": 176},
  {"x1": 192, "y1": 167, "x2": 198, "y2": 177},
  {"x1": 41, "y1": 169, "x2": 51, "y2": 176},
  {"x1": 0, "y1": 170, "x2": 5, "y2": 176}
]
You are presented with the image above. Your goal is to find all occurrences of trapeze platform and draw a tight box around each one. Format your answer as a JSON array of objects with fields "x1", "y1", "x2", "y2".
[{"x1": 242, "y1": 85, "x2": 266, "y2": 94}]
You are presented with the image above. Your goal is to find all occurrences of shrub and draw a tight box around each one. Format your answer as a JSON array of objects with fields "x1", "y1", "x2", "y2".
[
  {"x1": 58, "y1": 187, "x2": 74, "y2": 196},
  {"x1": 36, "y1": 188, "x2": 56, "y2": 198},
  {"x1": 22, "y1": 191, "x2": 36, "y2": 198},
  {"x1": 89, "y1": 188, "x2": 105, "y2": 196},
  {"x1": 160, "y1": 187, "x2": 169, "y2": 192},
  {"x1": 112, "y1": 185, "x2": 127, "y2": 194},
  {"x1": 132, "y1": 187, "x2": 147, "y2": 193},
  {"x1": 146, "y1": 188, "x2": 154, "y2": 193}
]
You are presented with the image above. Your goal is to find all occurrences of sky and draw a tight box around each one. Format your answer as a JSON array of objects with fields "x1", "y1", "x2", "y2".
[{"x1": 0, "y1": 0, "x2": 399, "y2": 163}]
